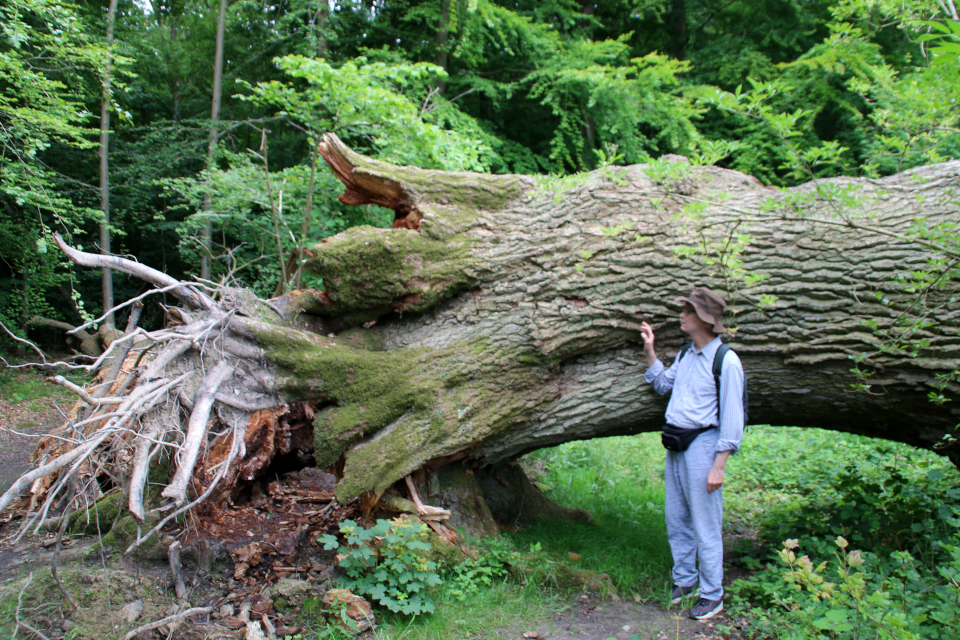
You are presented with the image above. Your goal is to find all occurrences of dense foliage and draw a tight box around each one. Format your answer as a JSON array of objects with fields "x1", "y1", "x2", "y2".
[
  {"x1": 522, "y1": 428, "x2": 960, "y2": 640},
  {"x1": 2, "y1": 0, "x2": 959, "y2": 347}
]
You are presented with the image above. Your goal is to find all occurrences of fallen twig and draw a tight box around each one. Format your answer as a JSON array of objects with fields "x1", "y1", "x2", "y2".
[
  {"x1": 169, "y1": 540, "x2": 188, "y2": 600},
  {"x1": 121, "y1": 607, "x2": 213, "y2": 640}
]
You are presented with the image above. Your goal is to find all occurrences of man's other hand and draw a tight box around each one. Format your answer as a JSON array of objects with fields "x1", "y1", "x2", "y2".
[
  {"x1": 707, "y1": 466, "x2": 724, "y2": 493},
  {"x1": 708, "y1": 450, "x2": 730, "y2": 493}
]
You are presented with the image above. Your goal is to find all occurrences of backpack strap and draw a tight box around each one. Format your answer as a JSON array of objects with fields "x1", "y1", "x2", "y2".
[
  {"x1": 713, "y1": 343, "x2": 731, "y2": 423},
  {"x1": 677, "y1": 342, "x2": 694, "y2": 363}
]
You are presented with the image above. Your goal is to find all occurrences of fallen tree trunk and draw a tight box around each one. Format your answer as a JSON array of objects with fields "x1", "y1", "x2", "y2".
[{"x1": 6, "y1": 134, "x2": 960, "y2": 537}]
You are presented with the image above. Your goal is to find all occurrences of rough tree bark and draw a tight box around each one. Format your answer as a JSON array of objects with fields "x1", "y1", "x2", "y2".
[{"x1": 7, "y1": 134, "x2": 960, "y2": 538}]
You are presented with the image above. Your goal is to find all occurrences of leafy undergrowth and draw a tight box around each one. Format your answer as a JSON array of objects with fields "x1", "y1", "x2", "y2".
[
  {"x1": 373, "y1": 427, "x2": 960, "y2": 640},
  {"x1": 723, "y1": 426, "x2": 960, "y2": 639}
]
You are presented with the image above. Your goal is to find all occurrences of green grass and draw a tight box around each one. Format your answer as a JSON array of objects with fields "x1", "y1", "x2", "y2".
[
  {"x1": 511, "y1": 435, "x2": 672, "y2": 598},
  {"x1": 0, "y1": 364, "x2": 79, "y2": 405},
  {"x1": 355, "y1": 579, "x2": 565, "y2": 640}
]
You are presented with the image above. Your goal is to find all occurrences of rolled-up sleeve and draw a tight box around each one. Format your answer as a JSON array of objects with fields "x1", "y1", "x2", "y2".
[
  {"x1": 717, "y1": 351, "x2": 745, "y2": 453},
  {"x1": 645, "y1": 357, "x2": 678, "y2": 396}
]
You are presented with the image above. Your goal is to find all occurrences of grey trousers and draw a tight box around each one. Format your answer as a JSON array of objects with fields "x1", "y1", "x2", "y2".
[{"x1": 664, "y1": 428, "x2": 724, "y2": 600}]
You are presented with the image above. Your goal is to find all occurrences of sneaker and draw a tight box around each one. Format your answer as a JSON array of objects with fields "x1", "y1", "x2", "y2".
[
  {"x1": 669, "y1": 584, "x2": 700, "y2": 605},
  {"x1": 689, "y1": 597, "x2": 724, "y2": 620}
]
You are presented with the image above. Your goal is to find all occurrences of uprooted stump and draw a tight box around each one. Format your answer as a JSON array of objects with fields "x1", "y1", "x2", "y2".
[{"x1": 4, "y1": 132, "x2": 960, "y2": 558}]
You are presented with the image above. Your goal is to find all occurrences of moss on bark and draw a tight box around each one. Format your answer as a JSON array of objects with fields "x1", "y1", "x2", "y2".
[
  {"x1": 257, "y1": 325, "x2": 433, "y2": 469},
  {"x1": 304, "y1": 226, "x2": 477, "y2": 316}
]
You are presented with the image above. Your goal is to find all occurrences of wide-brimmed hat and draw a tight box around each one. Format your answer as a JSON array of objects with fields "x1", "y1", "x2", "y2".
[{"x1": 675, "y1": 287, "x2": 727, "y2": 333}]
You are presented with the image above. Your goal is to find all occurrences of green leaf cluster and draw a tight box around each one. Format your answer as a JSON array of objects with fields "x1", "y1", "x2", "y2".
[{"x1": 319, "y1": 518, "x2": 443, "y2": 616}]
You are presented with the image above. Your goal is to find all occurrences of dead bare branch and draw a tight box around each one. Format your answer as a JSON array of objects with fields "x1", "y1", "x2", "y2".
[
  {"x1": 121, "y1": 607, "x2": 213, "y2": 640},
  {"x1": 46, "y1": 375, "x2": 122, "y2": 406},
  {"x1": 53, "y1": 232, "x2": 214, "y2": 311}
]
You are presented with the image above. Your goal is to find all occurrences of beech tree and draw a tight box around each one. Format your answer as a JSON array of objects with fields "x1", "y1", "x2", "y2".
[{"x1": 4, "y1": 134, "x2": 959, "y2": 540}]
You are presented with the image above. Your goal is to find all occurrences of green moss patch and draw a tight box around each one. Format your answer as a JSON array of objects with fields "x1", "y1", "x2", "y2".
[
  {"x1": 68, "y1": 490, "x2": 122, "y2": 536},
  {"x1": 304, "y1": 226, "x2": 477, "y2": 316},
  {"x1": 260, "y1": 324, "x2": 556, "y2": 502},
  {"x1": 258, "y1": 326, "x2": 434, "y2": 469}
]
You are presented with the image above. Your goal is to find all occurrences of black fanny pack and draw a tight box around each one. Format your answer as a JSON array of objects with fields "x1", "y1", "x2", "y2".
[{"x1": 661, "y1": 424, "x2": 716, "y2": 452}]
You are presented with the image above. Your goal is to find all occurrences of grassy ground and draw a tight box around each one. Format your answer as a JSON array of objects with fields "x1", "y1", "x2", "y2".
[
  {"x1": 510, "y1": 436, "x2": 673, "y2": 598},
  {"x1": 370, "y1": 426, "x2": 960, "y2": 639}
]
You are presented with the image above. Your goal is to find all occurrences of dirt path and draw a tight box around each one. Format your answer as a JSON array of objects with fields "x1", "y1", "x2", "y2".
[
  {"x1": 501, "y1": 593, "x2": 736, "y2": 640},
  {"x1": 0, "y1": 368, "x2": 70, "y2": 493}
]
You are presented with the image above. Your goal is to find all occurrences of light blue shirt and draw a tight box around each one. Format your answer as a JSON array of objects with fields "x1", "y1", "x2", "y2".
[{"x1": 644, "y1": 336, "x2": 745, "y2": 453}]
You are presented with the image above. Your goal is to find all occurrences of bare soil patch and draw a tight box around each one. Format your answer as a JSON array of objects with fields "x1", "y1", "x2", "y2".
[
  {"x1": 0, "y1": 369, "x2": 70, "y2": 493},
  {"x1": 499, "y1": 592, "x2": 740, "y2": 640}
]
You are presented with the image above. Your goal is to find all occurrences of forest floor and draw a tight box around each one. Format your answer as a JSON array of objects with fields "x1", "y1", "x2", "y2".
[{"x1": 0, "y1": 368, "x2": 741, "y2": 640}]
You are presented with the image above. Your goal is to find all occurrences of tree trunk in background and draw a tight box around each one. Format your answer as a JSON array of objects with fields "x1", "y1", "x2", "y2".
[
  {"x1": 314, "y1": 1, "x2": 329, "y2": 59},
  {"x1": 669, "y1": 0, "x2": 687, "y2": 60},
  {"x1": 200, "y1": 0, "x2": 228, "y2": 280},
  {"x1": 435, "y1": 0, "x2": 452, "y2": 94},
  {"x1": 28, "y1": 135, "x2": 960, "y2": 531},
  {"x1": 99, "y1": 0, "x2": 119, "y2": 330}
]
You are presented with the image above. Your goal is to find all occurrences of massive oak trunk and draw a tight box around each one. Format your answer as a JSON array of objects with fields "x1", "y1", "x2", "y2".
[
  {"x1": 8, "y1": 135, "x2": 960, "y2": 538},
  {"x1": 300, "y1": 136, "x2": 960, "y2": 495}
]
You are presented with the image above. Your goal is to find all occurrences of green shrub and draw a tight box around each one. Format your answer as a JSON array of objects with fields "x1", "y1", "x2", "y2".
[
  {"x1": 731, "y1": 535, "x2": 960, "y2": 640},
  {"x1": 318, "y1": 518, "x2": 442, "y2": 616}
]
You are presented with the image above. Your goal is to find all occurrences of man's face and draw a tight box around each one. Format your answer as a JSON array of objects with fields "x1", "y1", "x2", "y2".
[{"x1": 680, "y1": 303, "x2": 711, "y2": 335}]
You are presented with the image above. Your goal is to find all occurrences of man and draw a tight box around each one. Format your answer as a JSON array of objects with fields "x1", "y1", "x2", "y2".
[{"x1": 639, "y1": 287, "x2": 745, "y2": 621}]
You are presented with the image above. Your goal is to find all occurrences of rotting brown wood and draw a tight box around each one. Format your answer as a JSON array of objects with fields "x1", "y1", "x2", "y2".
[{"x1": 316, "y1": 135, "x2": 423, "y2": 230}]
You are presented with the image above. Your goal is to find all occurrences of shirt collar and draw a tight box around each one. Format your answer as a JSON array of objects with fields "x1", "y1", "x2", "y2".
[{"x1": 693, "y1": 335, "x2": 722, "y2": 358}]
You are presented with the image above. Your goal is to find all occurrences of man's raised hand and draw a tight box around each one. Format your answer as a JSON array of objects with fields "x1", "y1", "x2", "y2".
[{"x1": 640, "y1": 321, "x2": 657, "y2": 366}]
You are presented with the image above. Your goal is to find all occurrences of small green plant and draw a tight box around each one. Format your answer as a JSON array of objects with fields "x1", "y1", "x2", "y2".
[
  {"x1": 531, "y1": 172, "x2": 592, "y2": 202},
  {"x1": 756, "y1": 294, "x2": 778, "y2": 309},
  {"x1": 599, "y1": 222, "x2": 636, "y2": 236},
  {"x1": 445, "y1": 541, "x2": 512, "y2": 601},
  {"x1": 319, "y1": 519, "x2": 442, "y2": 616},
  {"x1": 733, "y1": 535, "x2": 960, "y2": 640},
  {"x1": 643, "y1": 157, "x2": 691, "y2": 189}
]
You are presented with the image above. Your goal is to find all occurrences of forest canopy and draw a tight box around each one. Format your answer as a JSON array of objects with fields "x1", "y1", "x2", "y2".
[{"x1": 2, "y1": 0, "x2": 959, "y2": 345}]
